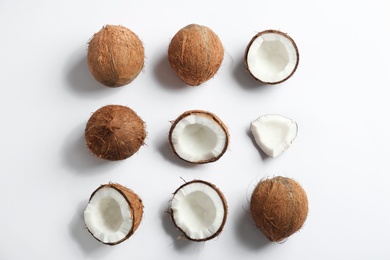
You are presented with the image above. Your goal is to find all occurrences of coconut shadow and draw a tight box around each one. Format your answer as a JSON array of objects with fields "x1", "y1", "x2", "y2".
[
  {"x1": 69, "y1": 200, "x2": 111, "y2": 256},
  {"x1": 232, "y1": 54, "x2": 270, "y2": 90},
  {"x1": 246, "y1": 128, "x2": 270, "y2": 161},
  {"x1": 61, "y1": 123, "x2": 121, "y2": 174},
  {"x1": 160, "y1": 203, "x2": 205, "y2": 252},
  {"x1": 157, "y1": 134, "x2": 199, "y2": 169},
  {"x1": 65, "y1": 48, "x2": 123, "y2": 98},
  {"x1": 153, "y1": 54, "x2": 188, "y2": 90},
  {"x1": 234, "y1": 207, "x2": 270, "y2": 250}
]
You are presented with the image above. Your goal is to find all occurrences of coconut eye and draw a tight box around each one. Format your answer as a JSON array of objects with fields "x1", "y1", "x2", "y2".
[
  {"x1": 170, "y1": 180, "x2": 228, "y2": 241},
  {"x1": 245, "y1": 30, "x2": 299, "y2": 84},
  {"x1": 84, "y1": 183, "x2": 143, "y2": 245},
  {"x1": 169, "y1": 110, "x2": 229, "y2": 164}
]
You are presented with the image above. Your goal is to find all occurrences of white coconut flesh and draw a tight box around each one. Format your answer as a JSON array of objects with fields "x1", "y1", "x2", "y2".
[
  {"x1": 170, "y1": 114, "x2": 227, "y2": 162},
  {"x1": 246, "y1": 31, "x2": 298, "y2": 83},
  {"x1": 84, "y1": 187, "x2": 133, "y2": 244},
  {"x1": 171, "y1": 181, "x2": 226, "y2": 240},
  {"x1": 251, "y1": 114, "x2": 298, "y2": 158}
]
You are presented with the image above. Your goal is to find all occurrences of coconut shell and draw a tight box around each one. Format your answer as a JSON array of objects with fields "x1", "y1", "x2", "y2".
[
  {"x1": 87, "y1": 183, "x2": 144, "y2": 245},
  {"x1": 168, "y1": 110, "x2": 229, "y2": 164},
  {"x1": 87, "y1": 25, "x2": 144, "y2": 87},
  {"x1": 250, "y1": 176, "x2": 308, "y2": 242},
  {"x1": 170, "y1": 180, "x2": 228, "y2": 242},
  {"x1": 168, "y1": 24, "x2": 224, "y2": 86},
  {"x1": 244, "y1": 30, "x2": 299, "y2": 84},
  {"x1": 85, "y1": 105, "x2": 146, "y2": 161}
]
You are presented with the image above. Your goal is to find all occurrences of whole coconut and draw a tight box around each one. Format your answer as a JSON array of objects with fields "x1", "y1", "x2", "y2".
[
  {"x1": 168, "y1": 24, "x2": 224, "y2": 86},
  {"x1": 87, "y1": 25, "x2": 144, "y2": 87},
  {"x1": 250, "y1": 176, "x2": 308, "y2": 242},
  {"x1": 85, "y1": 105, "x2": 146, "y2": 161}
]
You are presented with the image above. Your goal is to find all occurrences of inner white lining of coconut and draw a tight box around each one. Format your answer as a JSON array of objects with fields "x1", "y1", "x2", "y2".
[
  {"x1": 171, "y1": 115, "x2": 227, "y2": 162},
  {"x1": 246, "y1": 32, "x2": 297, "y2": 83},
  {"x1": 251, "y1": 114, "x2": 297, "y2": 158},
  {"x1": 84, "y1": 187, "x2": 133, "y2": 244},
  {"x1": 171, "y1": 182, "x2": 225, "y2": 240}
]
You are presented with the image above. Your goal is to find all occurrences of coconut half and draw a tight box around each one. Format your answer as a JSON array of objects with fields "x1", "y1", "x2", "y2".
[
  {"x1": 170, "y1": 180, "x2": 228, "y2": 241},
  {"x1": 169, "y1": 110, "x2": 229, "y2": 164},
  {"x1": 245, "y1": 30, "x2": 299, "y2": 84},
  {"x1": 250, "y1": 114, "x2": 298, "y2": 158},
  {"x1": 84, "y1": 183, "x2": 143, "y2": 245}
]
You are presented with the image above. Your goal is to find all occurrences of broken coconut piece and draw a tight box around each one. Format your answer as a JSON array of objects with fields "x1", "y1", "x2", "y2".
[
  {"x1": 85, "y1": 104, "x2": 147, "y2": 161},
  {"x1": 84, "y1": 183, "x2": 143, "y2": 245},
  {"x1": 250, "y1": 114, "x2": 297, "y2": 158},
  {"x1": 245, "y1": 30, "x2": 299, "y2": 84},
  {"x1": 169, "y1": 110, "x2": 229, "y2": 164},
  {"x1": 168, "y1": 24, "x2": 224, "y2": 86},
  {"x1": 170, "y1": 180, "x2": 228, "y2": 241},
  {"x1": 250, "y1": 176, "x2": 308, "y2": 242}
]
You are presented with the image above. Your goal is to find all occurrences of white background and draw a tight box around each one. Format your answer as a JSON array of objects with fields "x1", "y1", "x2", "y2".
[{"x1": 1, "y1": 0, "x2": 390, "y2": 259}]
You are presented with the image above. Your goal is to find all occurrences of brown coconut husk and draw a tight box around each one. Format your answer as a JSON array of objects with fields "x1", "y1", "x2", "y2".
[
  {"x1": 168, "y1": 110, "x2": 229, "y2": 164},
  {"x1": 250, "y1": 176, "x2": 308, "y2": 242},
  {"x1": 170, "y1": 180, "x2": 228, "y2": 242},
  {"x1": 168, "y1": 24, "x2": 224, "y2": 86},
  {"x1": 86, "y1": 183, "x2": 144, "y2": 245},
  {"x1": 244, "y1": 30, "x2": 299, "y2": 85},
  {"x1": 85, "y1": 105, "x2": 146, "y2": 161},
  {"x1": 87, "y1": 25, "x2": 144, "y2": 87}
]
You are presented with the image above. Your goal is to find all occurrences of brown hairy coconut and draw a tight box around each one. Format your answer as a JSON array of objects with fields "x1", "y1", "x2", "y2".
[
  {"x1": 84, "y1": 183, "x2": 143, "y2": 245},
  {"x1": 245, "y1": 30, "x2": 299, "y2": 84},
  {"x1": 85, "y1": 105, "x2": 146, "y2": 161},
  {"x1": 168, "y1": 24, "x2": 224, "y2": 86},
  {"x1": 87, "y1": 25, "x2": 144, "y2": 87},
  {"x1": 170, "y1": 180, "x2": 228, "y2": 241},
  {"x1": 250, "y1": 176, "x2": 308, "y2": 242},
  {"x1": 168, "y1": 110, "x2": 229, "y2": 164}
]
